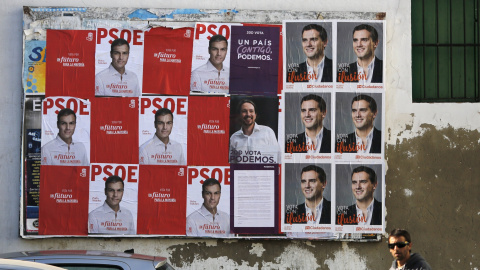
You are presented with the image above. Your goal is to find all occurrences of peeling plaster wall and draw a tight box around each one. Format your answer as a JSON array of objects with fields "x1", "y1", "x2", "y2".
[{"x1": 1, "y1": 0, "x2": 479, "y2": 269}]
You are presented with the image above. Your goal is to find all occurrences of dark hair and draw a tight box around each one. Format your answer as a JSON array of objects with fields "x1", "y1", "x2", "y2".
[
  {"x1": 202, "y1": 178, "x2": 221, "y2": 192},
  {"x1": 105, "y1": 175, "x2": 124, "y2": 190},
  {"x1": 390, "y1": 228, "x2": 412, "y2": 243},
  {"x1": 301, "y1": 165, "x2": 327, "y2": 184},
  {"x1": 351, "y1": 94, "x2": 377, "y2": 113},
  {"x1": 237, "y1": 99, "x2": 257, "y2": 114},
  {"x1": 155, "y1": 108, "x2": 174, "y2": 121},
  {"x1": 209, "y1": 35, "x2": 228, "y2": 48},
  {"x1": 351, "y1": 166, "x2": 377, "y2": 185},
  {"x1": 353, "y1": 24, "x2": 379, "y2": 43},
  {"x1": 111, "y1": 38, "x2": 130, "y2": 52},
  {"x1": 301, "y1": 24, "x2": 328, "y2": 42},
  {"x1": 301, "y1": 94, "x2": 327, "y2": 113},
  {"x1": 57, "y1": 108, "x2": 76, "y2": 122}
]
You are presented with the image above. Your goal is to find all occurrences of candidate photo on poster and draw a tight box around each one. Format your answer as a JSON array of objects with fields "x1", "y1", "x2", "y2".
[
  {"x1": 95, "y1": 38, "x2": 141, "y2": 97},
  {"x1": 41, "y1": 108, "x2": 89, "y2": 166},
  {"x1": 337, "y1": 22, "x2": 384, "y2": 84},
  {"x1": 335, "y1": 163, "x2": 383, "y2": 226},
  {"x1": 138, "y1": 96, "x2": 188, "y2": 166},
  {"x1": 335, "y1": 92, "x2": 383, "y2": 154},
  {"x1": 191, "y1": 23, "x2": 235, "y2": 94},
  {"x1": 285, "y1": 92, "x2": 332, "y2": 154},
  {"x1": 285, "y1": 21, "x2": 333, "y2": 83},
  {"x1": 88, "y1": 175, "x2": 136, "y2": 234},
  {"x1": 229, "y1": 95, "x2": 280, "y2": 164},
  {"x1": 284, "y1": 163, "x2": 332, "y2": 225},
  {"x1": 186, "y1": 177, "x2": 233, "y2": 238},
  {"x1": 190, "y1": 34, "x2": 229, "y2": 94},
  {"x1": 139, "y1": 108, "x2": 186, "y2": 165}
]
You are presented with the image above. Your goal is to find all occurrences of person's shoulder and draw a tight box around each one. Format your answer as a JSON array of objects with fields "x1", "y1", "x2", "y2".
[
  {"x1": 126, "y1": 68, "x2": 138, "y2": 77},
  {"x1": 257, "y1": 124, "x2": 275, "y2": 133},
  {"x1": 88, "y1": 204, "x2": 105, "y2": 216},
  {"x1": 120, "y1": 205, "x2": 133, "y2": 216},
  {"x1": 192, "y1": 61, "x2": 209, "y2": 73},
  {"x1": 169, "y1": 139, "x2": 182, "y2": 146},
  {"x1": 186, "y1": 207, "x2": 203, "y2": 220},
  {"x1": 139, "y1": 137, "x2": 155, "y2": 150},
  {"x1": 95, "y1": 65, "x2": 111, "y2": 77},
  {"x1": 217, "y1": 210, "x2": 230, "y2": 218},
  {"x1": 42, "y1": 138, "x2": 58, "y2": 149},
  {"x1": 230, "y1": 128, "x2": 244, "y2": 138}
]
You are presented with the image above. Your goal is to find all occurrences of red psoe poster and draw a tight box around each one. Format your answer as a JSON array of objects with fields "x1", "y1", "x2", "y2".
[
  {"x1": 88, "y1": 163, "x2": 139, "y2": 235},
  {"x1": 143, "y1": 27, "x2": 194, "y2": 95},
  {"x1": 137, "y1": 165, "x2": 187, "y2": 235},
  {"x1": 90, "y1": 98, "x2": 139, "y2": 164},
  {"x1": 38, "y1": 166, "x2": 89, "y2": 235},
  {"x1": 187, "y1": 96, "x2": 230, "y2": 166},
  {"x1": 46, "y1": 30, "x2": 96, "y2": 99}
]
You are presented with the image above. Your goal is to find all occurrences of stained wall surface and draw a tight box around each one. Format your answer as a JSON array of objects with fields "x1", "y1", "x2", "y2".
[{"x1": 0, "y1": 0, "x2": 479, "y2": 269}]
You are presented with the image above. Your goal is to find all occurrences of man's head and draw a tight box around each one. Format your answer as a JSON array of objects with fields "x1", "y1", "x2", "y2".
[
  {"x1": 104, "y1": 175, "x2": 125, "y2": 211},
  {"x1": 351, "y1": 166, "x2": 377, "y2": 203},
  {"x1": 208, "y1": 35, "x2": 228, "y2": 69},
  {"x1": 57, "y1": 108, "x2": 77, "y2": 144},
  {"x1": 154, "y1": 108, "x2": 174, "y2": 143},
  {"x1": 388, "y1": 229, "x2": 413, "y2": 266},
  {"x1": 202, "y1": 178, "x2": 221, "y2": 214},
  {"x1": 110, "y1": 38, "x2": 130, "y2": 73},
  {"x1": 352, "y1": 24, "x2": 379, "y2": 61},
  {"x1": 300, "y1": 94, "x2": 327, "y2": 131},
  {"x1": 301, "y1": 24, "x2": 328, "y2": 61},
  {"x1": 351, "y1": 94, "x2": 378, "y2": 132},
  {"x1": 300, "y1": 165, "x2": 327, "y2": 203},
  {"x1": 237, "y1": 99, "x2": 257, "y2": 128}
]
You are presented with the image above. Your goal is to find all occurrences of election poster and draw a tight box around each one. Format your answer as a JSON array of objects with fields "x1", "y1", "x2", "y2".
[
  {"x1": 187, "y1": 96, "x2": 230, "y2": 166},
  {"x1": 45, "y1": 30, "x2": 96, "y2": 99},
  {"x1": 229, "y1": 25, "x2": 280, "y2": 96},
  {"x1": 283, "y1": 21, "x2": 334, "y2": 90},
  {"x1": 95, "y1": 28, "x2": 144, "y2": 97},
  {"x1": 142, "y1": 27, "x2": 194, "y2": 96},
  {"x1": 283, "y1": 162, "x2": 333, "y2": 233},
  {"x1": 91, "y1": 97, "x2": 139, "y2": 164},
  {"x1": 230, "y1": 164, "x2": 279, "y2": 234},
  {"x1": 23, "y1": 96, "x2": 44, "y2": 234},
  {"x1": 186, "y1": 166, "x2": 232, "y2": 238},
  {"x1": 242, "y1": 23, "x2": 284, "y2": 95},
  {"x1": 229, "y1": 95, "x2": 281, "y2": 164},
  {"x1": 138, "y1": 96, "x2": 188, "y2": 166},
  {"x1": 336, "y1": 21, "x2": 385, "y2": 87},
  {"x1": 23, "y1": 40, "x2": 46, "y2": 94},
  {"x1": 41, "y1": 97, "x2": 91, "y2": 167},
  {"x1": 190, "y1": 22, "x2": 236, "y2": 94},
  {"x1": 88, "y1": 163, "x2": 139, "y2": 235},
  {"x1": 284, "y1": 92, "x2": 333, "y2": 162},
  {"x1": 335, "y1": 163, "x2": 384, "y2": 234},
  {"x1": 39, "y1": 166, "x2": 89, "y2": 235},
  {"x1": 137, "y1": 165, "x2": 187, "y2": 235},
  {"x1": 334, "y1": 92, "x2": 384, "y2": 160}
]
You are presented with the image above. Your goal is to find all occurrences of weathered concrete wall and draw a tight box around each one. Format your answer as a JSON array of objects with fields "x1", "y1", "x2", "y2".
[{"x1": 1, "y1": 0, "x2": 479, "y2": 269}]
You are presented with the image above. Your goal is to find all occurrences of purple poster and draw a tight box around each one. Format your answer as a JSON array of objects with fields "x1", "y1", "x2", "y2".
[{"x1": 229, "y1": 26, "x2": 280, "y2": 96}]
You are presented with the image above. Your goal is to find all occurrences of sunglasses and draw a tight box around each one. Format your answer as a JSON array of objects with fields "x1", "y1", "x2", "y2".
[{"x1": 388, "y1": 241, "x2": 409, "y2": 249}]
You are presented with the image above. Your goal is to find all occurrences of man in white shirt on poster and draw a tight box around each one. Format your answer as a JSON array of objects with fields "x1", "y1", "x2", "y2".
[
  {"x1": 186, "y1": 178, "x2": 232, "y2": 237},
  {"x1": 139, "y1": 108, "x2": 186, "y2": 165},
  {"x1": 229, "y1": 99, "x2": 280, "y2": 164},
  {"x1": 95, "y1": 38, "x2": 140, "y2": 97},
  {"x1": 88, "y1": 175, "x2": 135, "y2": 234},
  {"x1": 190, "y1": 34, "x2": 229, "y2": 94},
  {"x1": 41, "y1": 108, "x2": 89, "y2": 166}
]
